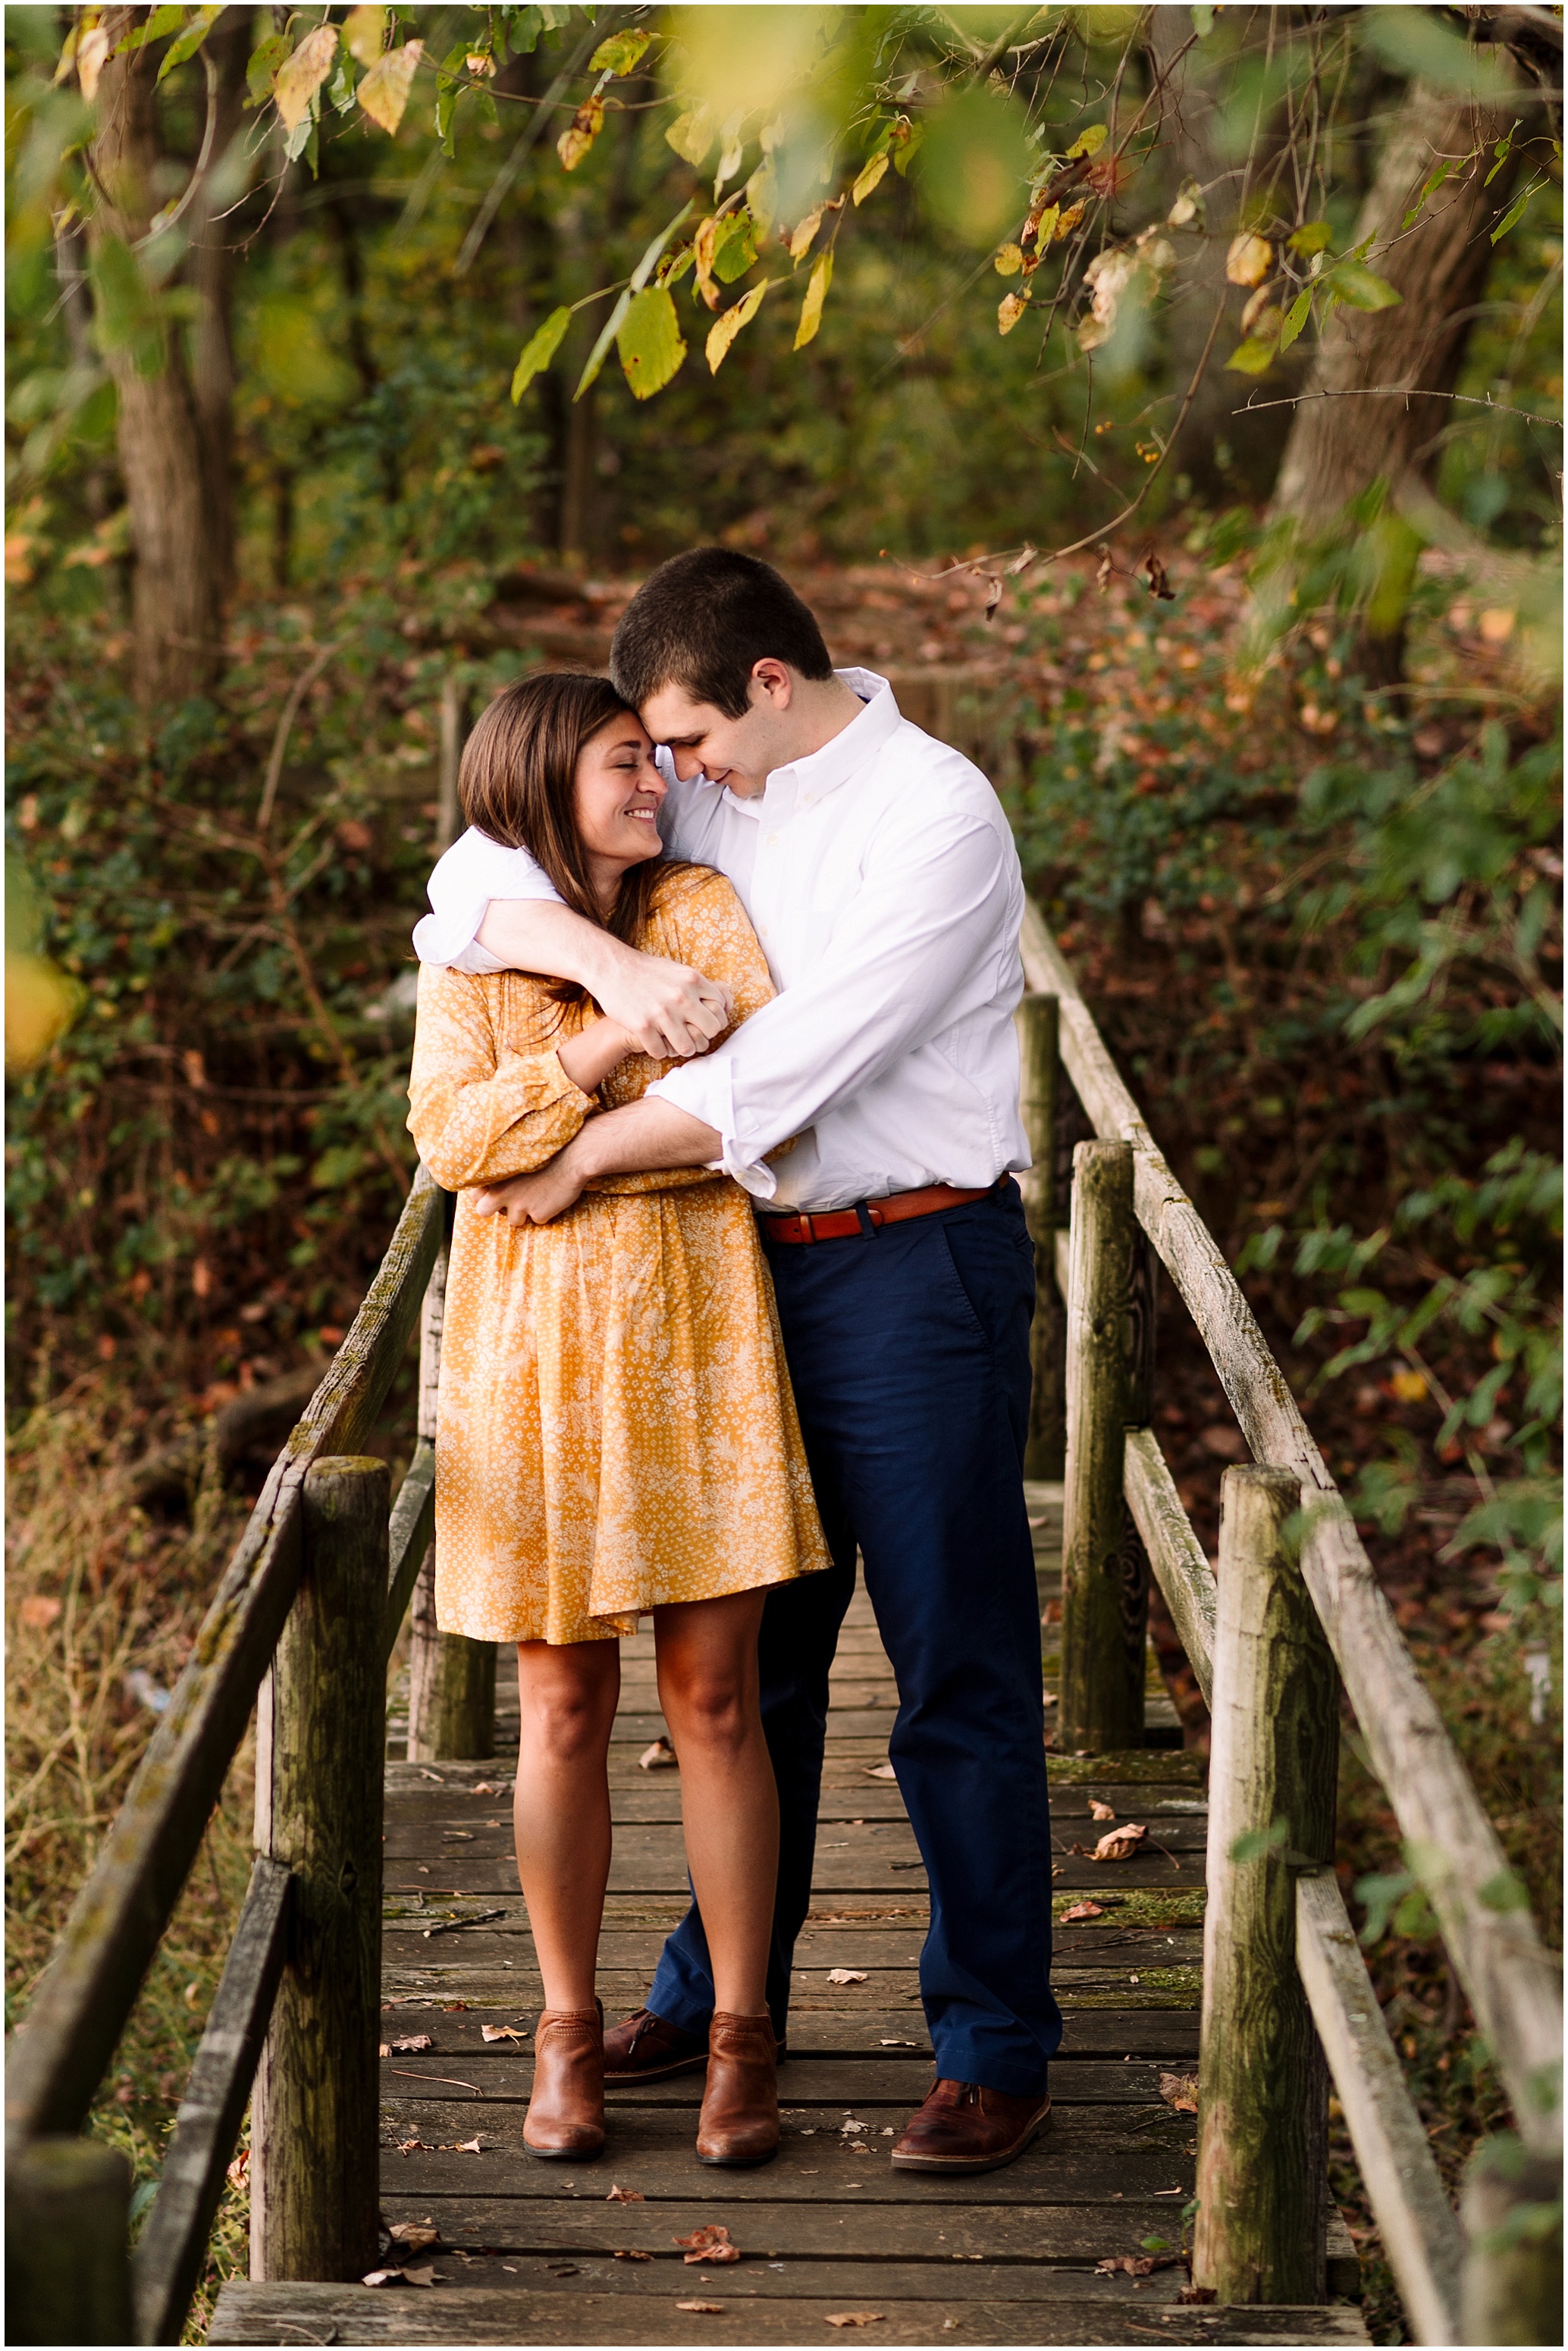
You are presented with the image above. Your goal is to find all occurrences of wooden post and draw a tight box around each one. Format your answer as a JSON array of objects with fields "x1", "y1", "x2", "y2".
[
  {"x1": 1060, "y1": 1139, "x2": 1143, "y2": 1751},
  {"x1": 1460, "y1": 2136, "x2": 1563, "y2": 2345},
  {"x1": 250, "y1": 1456, "x2": 387, "y2": 2282},
  {"x1": 5, "y1": 2137, "x2": 133, "y2": 2346},
  {"x1": 1017, "y1": 992, "x2": 1066, "y2": 1479},
  {"x1": 1193, "y1": 1463, "x2": 1339, "y2": 2305},
  {"x1": 406, "y1": 1235, "x2": 497, "y2": 1761},
  {"x1": 437, "y1": 672, "x2": 466, "y2": 853}
]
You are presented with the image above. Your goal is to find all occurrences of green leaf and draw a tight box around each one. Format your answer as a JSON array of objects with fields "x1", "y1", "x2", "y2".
[
  {"x1": 1224, "y1": 336, "x2": 1278, "y2": 376},
  {"x1": 511, "y1": 306, "x2": 570, "y2": 402},
  {"x1": 1477, "y1": 1869, "x2": 1531, "y2": 1914},
  {"x1": 588, "y1": 28, "x2": 651, "y2": 77},
  {"x1": 246, "y1": 31, "x2": 291, "y2": 106},
  {"x1": 1485, "y1": 121, "x2": 1521, "y2": 187},
  {"x1": 156, "y1": 5, "x2": 224, "y2": 83},
  {"x1": 1323, "y1": 259, "x2": 1401, "y2": 311},
  {"x1": 115, "y1": 5, "x2": 187, "y2": 58},
  {"x1": 667, "y1": 106, "x2": 712, "y2": 168},
  {"x1": 1279, "y1": 287, "x2": 1312, "y2": 351},
  {"x1": 1286, "y1": 220, "x2": 1332, "y2": 255},
  {"x1": 1229, "y1": 1818, "x2": 1290, "y2": 1865},
  {"x1": 1190, "y1": 3, "x2": 1215, "y2": 33},
  {"x1": 1491, "y1": 184, "x2": 1538, "y2": 246},
  {"x1": 711, "y1": 210, "x2": 757, "y2": 284},
  {"x1": 616, "y1": 287, "x2": 687, "y2": 400}
]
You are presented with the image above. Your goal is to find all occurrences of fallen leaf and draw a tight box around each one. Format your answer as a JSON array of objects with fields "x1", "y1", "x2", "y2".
[
  {"x1": 470, "y1": 1781, "x2": 507, "y2": 1796},
  {"x1": 879, "y1": 2037, "x2": 917, "y2": 2046},
  {"x1": 638, "y1": 1737, "x2": 678, "y2": 1770},
  {"x1": 1096, "y1": 2253, "x2": 1178, "y2": 2277},
  {"x1": 675, "y1": 2225, "x2": 739, "y2": 2263},
  {"x1": 1180, "y1": 2284, "x2": 1218, "y2": 2304},
  {"x1": 481, "y1": 2023, "x2": 528, "y2": 2043},
  {"x1": 389, "y1": 2222, "x2": 441, "y2": 2252},
  {"x1": 676, "y1": 2300, "x2": 726, "y2": 2314},
  {"x1": 1093, "y1": 1823, "x2": 1148, "y2": 1862},
  {"x1": 396, "y1": 2139, "x2": 428, "y2": 2156},
  {"x1": 615, "y1": 2248, "x2": 653, "y2": 2262},
  {"x1": 840, "y1": 2117, "x2": 868, "y2": 2135},
  {"x1": 1159, "y1": 2072, "x2": 1200, "y2": 2114},
  {"x1": 400, "y1": 2266, "x2": 437, "y2": 2287},
  {"x1": 825, "y1": 2315, "x2": 886, "y2": 2327},
  {"x1": 862, "y1": 1763, "x2": 897, "y2": 1779},
  {"x1": 607, "y1": 2184, "x2": 647, "y2": 2203},
  {"x1": 362, "y1": 2268, "x2": 402, "y2": 2287},
  {"x1": 1088, "y1": 1799, "x2": 1117, "y2": 1822},
  {"x1": 826, "y1": 1968, "x2": 868, "y2": 1985},
  {"x1": 1060, "y1": 1901, "x2": 1106, "y2": 1923},
  {"x1": 390, "y1": 2033, "x2": 433, "y2": 2052},
  {"x1": 453, "y1": 2136, "x2": 482, "y2": 2154}
]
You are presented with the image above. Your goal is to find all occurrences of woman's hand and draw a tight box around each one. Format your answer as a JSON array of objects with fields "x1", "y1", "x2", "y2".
[
  {"x1": 555, "y1": 1017, "x2": 637, "y2": 1096},
  {"x1": 471, "y1": 1151, "x2": 588, "y2": 1228}
]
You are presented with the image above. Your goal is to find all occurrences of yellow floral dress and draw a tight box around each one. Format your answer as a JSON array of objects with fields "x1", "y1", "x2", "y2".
[{"x1": 406, "y1": 862, "x2": 829, "y2": 1644}]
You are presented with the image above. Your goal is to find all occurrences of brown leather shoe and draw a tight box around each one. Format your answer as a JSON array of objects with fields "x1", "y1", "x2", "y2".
[
  {"x1": 604, "y1": 2006, "x2": 709, "y2": 2085},
  {"x1": 889, "y1": 2080, "x2": 1052, "y2": 2174},
  {"x1": 524, "y1": 2003, "x2": 605, "y2": 2160},
  {"x1": 695, "y1": 2010, "x2": 779, "y2": 2167}
]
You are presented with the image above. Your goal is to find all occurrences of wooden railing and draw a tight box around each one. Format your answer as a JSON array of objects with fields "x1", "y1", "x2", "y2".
[
  {"x1": 4, "y1": 903, "x2": 1560, "y2": 2344},
  {"x1": 1017, "y1": 901, "x2": 1563, "y2": 2345}
]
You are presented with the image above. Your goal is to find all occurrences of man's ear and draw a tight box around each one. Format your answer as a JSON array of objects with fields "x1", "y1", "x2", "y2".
[{"x1": 751, "y1": 658, "x2": 794, "y2": 707}]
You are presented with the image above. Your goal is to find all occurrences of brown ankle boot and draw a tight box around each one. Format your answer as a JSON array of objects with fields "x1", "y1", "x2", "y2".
[
  {"x1": 695, "y1": 2010, "x2": 778, "y2": 2167},
  {"x1": 525, "y1": 2003, "x2": 605, "y2": 2160}
]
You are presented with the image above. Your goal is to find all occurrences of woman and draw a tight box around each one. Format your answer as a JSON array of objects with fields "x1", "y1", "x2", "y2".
[{"x1": 406, "y1": 672, "x2": 827, "y2": 2170}]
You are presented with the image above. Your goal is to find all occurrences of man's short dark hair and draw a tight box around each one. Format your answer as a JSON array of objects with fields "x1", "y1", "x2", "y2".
[{"x1": 610, "y1": 547, "x2": 833, "y2": 720}]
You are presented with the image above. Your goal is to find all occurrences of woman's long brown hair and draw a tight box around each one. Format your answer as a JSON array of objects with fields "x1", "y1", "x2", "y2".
[{"x1": 458, "y1": 672, "x2": 667, "y2": 1006}]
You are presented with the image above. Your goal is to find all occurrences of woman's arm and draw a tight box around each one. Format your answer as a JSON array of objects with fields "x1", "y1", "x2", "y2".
[
  {"x1": 554, "y1": 1016, "x2": 636, "y2": 1096},
  {"x1": 475, "y1": 900, "x2": 733, "y2": 1058},
  {"x1": 406, "y1": 968, "x2": 597, "y2": 1191}
]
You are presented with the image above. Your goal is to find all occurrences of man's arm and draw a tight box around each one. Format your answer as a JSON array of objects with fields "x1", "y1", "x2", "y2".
[
  {"x1": 475, "y1": 900, "x2": 733, "y2": 1060},
  {"x1": 472, "y1": 1096, "x2": 720, "y2": 1227}
]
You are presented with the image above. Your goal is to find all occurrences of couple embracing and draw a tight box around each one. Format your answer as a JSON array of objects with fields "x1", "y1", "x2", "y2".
[{"x1": 406, "y1": 550, "x2": 1061, "y2": 2179}]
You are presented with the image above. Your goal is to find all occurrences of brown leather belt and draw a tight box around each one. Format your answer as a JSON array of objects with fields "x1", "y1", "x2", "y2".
[{"x1": 760, "y1": 1175, "x2": 1010, "y2": 1246}]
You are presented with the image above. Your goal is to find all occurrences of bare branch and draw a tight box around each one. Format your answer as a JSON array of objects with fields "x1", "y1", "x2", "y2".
[{"x1": 1233, "y1": 386, "x2": 1563, "y2": 428}]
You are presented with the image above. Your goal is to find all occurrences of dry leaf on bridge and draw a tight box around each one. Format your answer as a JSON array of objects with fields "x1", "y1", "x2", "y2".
[
  {"x1": 1088, "y1": 1799, "x2": 1117, "y2": 1822},
  {"x1": 388, "y1": 2222, "x2": 441, "y2": 2252},
  {"x1": 827, "y1": 1967, "x2": 868, "y2": 1984},
  {"x1": 615, "y1": 2249, "x2": 653, "y2": 2262},
  {"x1": 676, "y1": 2299, "x2": 726, "y2": 2313},
  {"x1": 607, "y1": 2183, "x2": 646, "y2": 2203},
  {"x1": 1093, "y1": 1822, "x2": 1147, "y2": 1862},
  {"x1": 1159, "y1": 2072, "x2": 1200, "y2": 2114},
  {"x1": 676, "y1": 2224, "x2": 739, "y2": 2262},
  {"x1": 1096, "y1": 2252, "x2": 1178, "y2": 2277},
  {"x1": 825, "y1": 2315, "x2": 886, "y2": 2327},
  {"x1": 638, "y1": 1737, "x2": 678, "y2": 1770},
  {"x1": 388, "y1": 2032, "x2": 433, "y2": 2052},
  {"x1": 1060, "y1": 1900, "x2": 1106, "y2": 1922},
  {"x1": 480, "y1": 2023, "x2": 527, "y2": 2043}
]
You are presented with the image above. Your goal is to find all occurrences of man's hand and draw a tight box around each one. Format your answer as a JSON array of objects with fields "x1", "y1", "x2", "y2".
[
  {"x1": 475, "y1": 901, "x2": 731, "y2": 1059},
  {"x1": 472, "y1": 1155, "x2": 588, "y2": 1228}
]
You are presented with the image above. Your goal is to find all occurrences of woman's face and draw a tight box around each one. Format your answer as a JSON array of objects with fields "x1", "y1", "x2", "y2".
[{"x1": 574, "y1": 713, "x2": 666, "y2": 899}]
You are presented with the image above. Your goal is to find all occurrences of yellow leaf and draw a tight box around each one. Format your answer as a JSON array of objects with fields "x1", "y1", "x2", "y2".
[
  {"x1": 273, "y1": 23, "x2": 338, "y2": 133},
  {"x1": 589, "y1": 28, "x2": 651, "y2": 77},
  {"x1": 994, "y1": 243, "x2": 1024, "y2": 277},
  {"x1": 616, "y1": 286, "x2": 687, "y2": 399},
  {"x1": 789, "y1": 206, "x2": 826, "y2": 262},
  {"x1": 694, "y1": 215, "x2": 722, "y2": 312},
  {"x1": 706, "y1": 280, "x2": 769, "y2": 373},
  {"x1": 558, "y1": 94, "x2": 604, "y2": 173},
  {"x1": 1051, "y1": 201, "x2": 1084, "y2": 242},
  {"x1": 667, "y1": 106, "x2": 712, "y2": 167},
  {"x1": 343, "y1": 7, "x2": 385, "y2": 70},
  {"x1": 998, "y1": 290, "x2": 1028, "y2": 334},
  {"x1": 1388, "y1": 1369, "x2": 1428, "y2": 1403},
  {"x1": 356, "y1": 38, "x2": 422, "y2": 136},
  {"x1": 1065, "y1": 122, "x2": 1107, "y2": 159},
  {"x1": 1225, "y1": 231, "x2": 1273, "y2": 287},
  {"x1": 1240, "y1": 282, "x2": 1275, "y2": 333},
  {"x1": 794, "y1": 249, "x2": 832, "y2": 350},
  {"x1": 77, "y1": 23, "x2": 110, "y2": 101},
  {"x1": 851, "y1": 150, "x2": 889, "y2": 207}
]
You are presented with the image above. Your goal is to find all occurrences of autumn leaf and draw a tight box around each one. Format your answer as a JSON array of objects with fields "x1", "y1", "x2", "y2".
[
  {"x1": 994, "y1": 243, "x2": 1024, "y2": 277},
  {"x1": 1060, "y1": 1900, "x2": 1105, "y2": 1922},
  {"x1": 852, "y1": 151, "x2": 889, "y2": 206},
  {"x1": 617, "y1": 287, "x2": 687, "y2": 399},
  {"x1": 638, "y1": 1735, "x2": 678, "y2": 1769},
  {"x1": 389, "y1": 2221, "x2": 441, "y2": 2251},
  {"x1": 1159, "y1": 2071, "x2": 1200, "y2": 2114},
  {"x1": 274, "y1": 24, "x2": 338, "y2": 133},
  {"x1": 76, "y1": 24, "x2": 111, "y2": 101},
  {"x1": 453, "y1": 2136, "x2": 482, "y2": 2154},
  {"x1": 667, "y1": 106, "x2": 712, "y2": 166},
  {"x1": 607, "y1": 2183, "x2": 647, "y2": 2203},
  {"x1": 998, "y1": 291, "x2": 1029, "y2": 335},
  {"x1": 1225, "y1": 231, "x2": 1273, "y2": 287},
  {"x1": 1145, "y1": 553, "x2": 1175, "y2": 600},
  {"x1": 862, "y1": 1763, "x2": 896, "y2": 1779},
  {"x1": 1096, "y1": 2253, "x2": 1176, "y2": 2277},
  {"x1": 343, "y1": 6, "x2": 385, "y2": 68},
  {"x1": 676, "y1": 2302, "x2": 726, "y2": 2315},
  {"x1": 825, "y1": 2316, "x2": 886, "y2": 2328},
  {"x1": 694, "y1": 215, "x2": 723, "y2": 312},
  {"x1": 795, "y1": 251, "x2": 832, "y2": 351},
  {"x1": 789, "y1": 207, "x2": 826, "y2": 262},
  {"x1": 480, "y1": 2023, "x2": 528, "y2": 2043},
  {"x1": 826, "y1": 1966, "x2": 867, "y2": 1984},
  {"x1": 706, "y1": 282, "x2": 769, "y2": 375},
  {"x1": 1239, "y1": 283, "x2": 1277, "y2": 334},
  {"x1": 389, "y1": 2032, "x2": 433, "y2": 2052},
  {"x1": 1088, "y1": 1799, "x2": 1117, "y2": 1822},
  {"x1": 511, "y1": 307, "x2": 570, "y2": 402},
  {"x1": 676, "y1": 2224, "x2": 739, "y2": 2263},
  {"x1": 558, "y1": 94, "x2": 604, "y2": 173},
  {"x1": 357, "y1": 39, "x2": 422, "y2": 136},
  {"x1": 590, "y1": 28, "x2": 651, "y2": 77},
  {"x1": 1065, "y1": 123, "x2": 1108, "y2": 158},
  {"x1": 1093, "y1": 1822, "x2": 1148, "y2": 1861},
  {"x1": 615, "y1": 2249, "x2": 653, "y2": 2261},
  {"x1": 1052, "y1": 201, "x2": 1086, "y2": 242}
]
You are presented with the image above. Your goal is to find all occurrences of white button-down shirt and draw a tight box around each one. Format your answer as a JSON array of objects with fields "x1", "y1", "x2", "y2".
[{"x1": 412, "y1": 669, "x2": 1029, "y2": 1214}]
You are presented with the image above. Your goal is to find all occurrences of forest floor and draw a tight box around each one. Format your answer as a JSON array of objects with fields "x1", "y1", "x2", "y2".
[{"x1": 5, "y1": 539, "x2": 1559, "y2": 2343}]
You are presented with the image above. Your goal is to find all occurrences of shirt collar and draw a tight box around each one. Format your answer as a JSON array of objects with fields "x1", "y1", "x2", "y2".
[{"x1": 770, "y1": 669, "x2": 899, "y2": 800}]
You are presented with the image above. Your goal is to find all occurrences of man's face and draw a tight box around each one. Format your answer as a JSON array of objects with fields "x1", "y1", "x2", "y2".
[{"x1": 638, "y1": 663, "x2": 798, "y2": 801}]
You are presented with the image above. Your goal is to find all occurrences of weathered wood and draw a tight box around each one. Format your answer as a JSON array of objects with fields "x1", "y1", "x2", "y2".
[
  {"x1": 407, "y1": 1233, "x2": 499, "y2": 1759},
  {"x1": 1295, "y1": 1873, "x2": 1463, "y2": 2346},
  {"x1": 1194, "y1": 1466, "x2": 1339, "y2": 2306},
  {"x1": 1124, "y1": 1426, "x2": 1218, "y2": 1703},
  {"x1": 1019, "y1": 898, "x2": 1563, "y2": 2154},
  {"x1": 5, "y1": 1171, "x2": 441, "y2": 2144},
  {"x1": 1460, "y1": 2136, "x2": 1563, "y2": 2346},
  {"x1": 1017, "y1": 992, "x2": 1066, "y2": 1478},
  {"x1": 252, "y1": 1458, "x2": 387, "y2": 2283},
  {"x1": 5, "y1": 2135, "x2": 135, "y2": 2346},
  {"x1": 437, "y1": 672, "x2": 466, "y2": 853},
  {"x1": 133, "y1": 1857, "x2": 293, "y2": 2345},
  {"x1": 1061, "y1": 1140, "x2": 1143, "y2": 1751},
  {"x1": 384, "y1": 1438, "x2": 437, "y2": 1661}
]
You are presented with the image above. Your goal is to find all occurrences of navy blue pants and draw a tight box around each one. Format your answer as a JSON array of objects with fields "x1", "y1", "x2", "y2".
[{"x1": 648, "y1": 1180, "x2": 1062, "y2": 2096}]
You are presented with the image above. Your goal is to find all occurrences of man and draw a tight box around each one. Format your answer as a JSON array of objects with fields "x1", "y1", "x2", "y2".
[{"x1": 419, "y1": 549, "x2": 1061, "y2": 2172}]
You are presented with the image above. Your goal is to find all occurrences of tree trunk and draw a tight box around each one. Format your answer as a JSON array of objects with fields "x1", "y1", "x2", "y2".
[
  {"x1": 183, "y1": 10, "x2": 253, "y2": 616},
  {"x1": 1271, "y1": 80, "x2": 1522, "y2": 530},
  {"x1": 87, "y1": 8, "x2": 246, "y2": 703}
]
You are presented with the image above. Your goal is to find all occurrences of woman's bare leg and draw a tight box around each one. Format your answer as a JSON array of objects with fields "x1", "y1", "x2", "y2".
[
  {"x1": 513, "y1": 1638, "x2": 621, "y2": 2012},
  {"x1": 654, "y1": 1591, "x2": 778, "y2": 2017}
]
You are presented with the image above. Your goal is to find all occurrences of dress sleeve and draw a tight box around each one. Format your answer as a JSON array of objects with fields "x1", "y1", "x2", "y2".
[{"x1": 406, "y1": 966, "x2": 594, "y2": 1189}]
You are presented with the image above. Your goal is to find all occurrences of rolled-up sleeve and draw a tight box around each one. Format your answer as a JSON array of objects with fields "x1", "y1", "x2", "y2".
[{"x1": 649, "y1": 810, "x2": 1016, "y2": 1199}]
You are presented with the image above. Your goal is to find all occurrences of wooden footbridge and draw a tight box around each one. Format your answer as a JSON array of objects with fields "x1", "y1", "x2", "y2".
[{"x1": 7, "y1": 907, "x2": 1560, "y2": 2347}]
